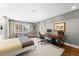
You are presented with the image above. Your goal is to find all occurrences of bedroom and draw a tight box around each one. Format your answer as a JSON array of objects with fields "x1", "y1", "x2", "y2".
[{"x1": 0, "y1": 3, "x2": 79, "y2": 56}]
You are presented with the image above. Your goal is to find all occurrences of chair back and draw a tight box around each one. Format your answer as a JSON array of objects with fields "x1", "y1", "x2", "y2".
[
  {"x1": 39, "y1": 32, "x2": 44, "y2": 39},
  {"x1": 58, "y1": 31, "x2": 64, "y2": 36}
]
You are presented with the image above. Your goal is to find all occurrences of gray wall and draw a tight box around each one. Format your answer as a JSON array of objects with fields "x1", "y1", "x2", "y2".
[
  {"x1": 36, "y1": 9, "x2": 79, "y2": 45},
  {"x1": 9, "y1": 20, "x2": 36, "y2": 38}
]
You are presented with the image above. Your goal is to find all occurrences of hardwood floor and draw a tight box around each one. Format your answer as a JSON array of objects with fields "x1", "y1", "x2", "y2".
[{"x1": 61, "y1": 44, "x2": 79, "y2": 56}]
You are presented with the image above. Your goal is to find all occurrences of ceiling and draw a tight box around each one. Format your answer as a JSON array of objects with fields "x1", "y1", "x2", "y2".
[{"x1": 0, "y1": 3, "x2": 79, "y2": 23}]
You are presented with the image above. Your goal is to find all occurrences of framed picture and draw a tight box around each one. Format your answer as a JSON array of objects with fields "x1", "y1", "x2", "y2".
[
  {"x1": 54, "y1": 22, "x2": 66, "y2": 31},
  {"x1": 16, "y1": 24, "x2": 19, "y2": 33}
]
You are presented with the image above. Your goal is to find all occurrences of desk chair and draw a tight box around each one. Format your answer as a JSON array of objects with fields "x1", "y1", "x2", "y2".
[
  {"x1": 58, "y1": 31, "x2": 64, "y2": 36},
  {"x1": 57, "y1": 31, "x2": 65, "y2": 46},
  {"x1": 38, "y1": 33, "x2": 47, "y2": 44}
]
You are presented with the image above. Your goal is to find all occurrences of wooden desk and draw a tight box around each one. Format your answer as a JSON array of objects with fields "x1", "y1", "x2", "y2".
[
  {"x1": 48, "y1": 35, "x2": 64, "y2": 38},
  {"x1": 46, "y1": 34, "x2": 64, "y2": 47}
]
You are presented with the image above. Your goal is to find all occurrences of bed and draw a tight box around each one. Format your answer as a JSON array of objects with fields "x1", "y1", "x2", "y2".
[{"x1": 0, "y1": 36, "x2": 35, "y2": 56}]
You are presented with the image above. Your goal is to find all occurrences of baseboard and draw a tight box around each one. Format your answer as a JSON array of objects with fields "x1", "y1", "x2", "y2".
[{"x1": 64, "y1": 42, "x2": 79, "y2": 49}]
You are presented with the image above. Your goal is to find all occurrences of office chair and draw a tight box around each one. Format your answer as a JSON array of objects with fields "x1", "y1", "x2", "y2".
[
  {"x1": 38, "y1": 32, "x2": 47, "y2": 44},
  {"x1": 57, "y1": 31, "x2": 65, "y2": 46},
  {"x1": 58, "y1": 31, "x2": 64, "y2": 36}
]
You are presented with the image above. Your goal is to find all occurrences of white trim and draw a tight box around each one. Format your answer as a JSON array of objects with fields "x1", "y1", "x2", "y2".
[{"x1": 64, "y1": 42, "x2": 79, "y2": 49}]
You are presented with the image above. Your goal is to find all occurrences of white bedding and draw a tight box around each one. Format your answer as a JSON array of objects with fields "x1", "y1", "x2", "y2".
[{"x1": 0, "y1": 38, "x2": 22, "y2": 55}]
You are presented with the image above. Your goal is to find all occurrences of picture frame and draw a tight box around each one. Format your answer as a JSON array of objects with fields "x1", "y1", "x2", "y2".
[
  {"x1": 16, "y1": 24, "x2": 19, "y2": 33},
  {"x1": 54, "y1": 22, "x2": 66, "y2": 31},
  {"x1": 15, "y1": 24, "x2": 22, "y2": 33}
]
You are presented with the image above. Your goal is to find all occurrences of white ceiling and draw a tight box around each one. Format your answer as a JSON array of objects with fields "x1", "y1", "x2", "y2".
[{"x1": 0, "y1": 3, "x2": 79, "y2": 23}]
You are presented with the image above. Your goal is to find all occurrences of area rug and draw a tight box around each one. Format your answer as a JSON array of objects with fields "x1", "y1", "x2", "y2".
[{"x1": 20, "y1": 38, "x2": 64, "y2": 56}]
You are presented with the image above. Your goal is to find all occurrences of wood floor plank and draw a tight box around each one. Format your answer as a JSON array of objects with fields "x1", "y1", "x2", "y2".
[{"x1": 61, "y1": 44, "x2": 79, "y2": 56}]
